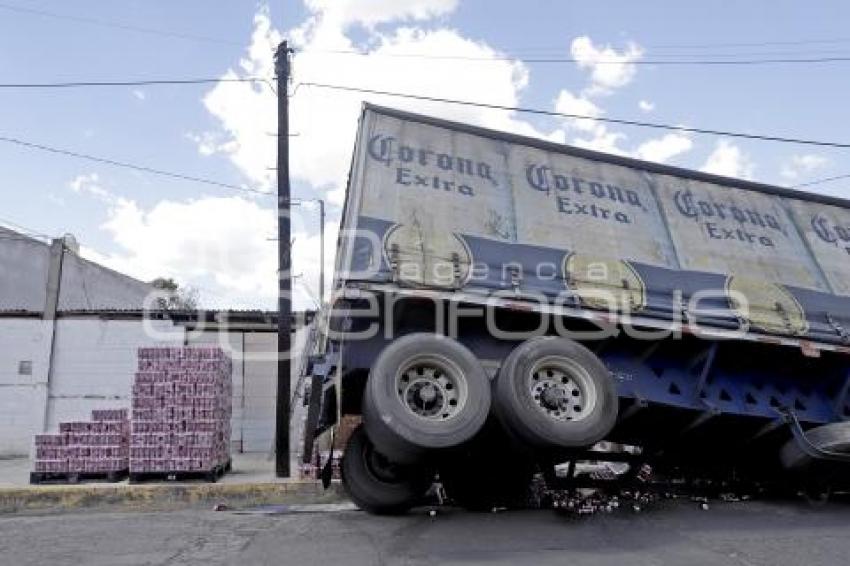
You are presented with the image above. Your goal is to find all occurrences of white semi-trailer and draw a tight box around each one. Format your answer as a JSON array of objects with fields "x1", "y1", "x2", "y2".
[{"x1": 301, "y1": 104, "x2": 850, "y2": 513}]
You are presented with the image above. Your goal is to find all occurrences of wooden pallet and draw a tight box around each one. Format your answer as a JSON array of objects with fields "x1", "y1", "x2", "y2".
[
  {"x1": 128, "y1": 459, "x2": 232, "y2": 484},
  {"x1": 30, "y1": 469, "x2": 129, "y2": 485}
]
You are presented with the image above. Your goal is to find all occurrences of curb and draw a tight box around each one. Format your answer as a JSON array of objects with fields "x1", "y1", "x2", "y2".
[{"x1": 0, "y1": 481, "x2": 346, "y2": 515}]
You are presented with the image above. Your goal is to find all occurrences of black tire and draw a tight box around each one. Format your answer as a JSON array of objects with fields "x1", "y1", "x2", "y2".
[
  {"x1": 494, "y1": 337, "x2": 618, "y2": 449},
  {"x1": 341, "y1": 425, "x2": 431, "y2": 515},
  {"x1": 439, "y1": 421, "x2": 535, "y2": 511},
  {"x1": 780, "y1": 421, "x2": 850, "y2": 470},
  {"x1": 362, "y1": 333, "x2": 491, "y2": 463}
]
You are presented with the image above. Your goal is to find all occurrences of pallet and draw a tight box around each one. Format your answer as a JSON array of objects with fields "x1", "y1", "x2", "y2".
[
  {"x1": 30, "y1": 469, "x2": 129, "y2": 485},
  {"x1": 128, "y1": 459, "x2": 232, "y2": 484}
]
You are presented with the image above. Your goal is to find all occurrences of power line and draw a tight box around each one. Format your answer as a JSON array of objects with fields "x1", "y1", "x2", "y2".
[
  {"x1": 0, "y1": 216, "x2": 53, "y2": 240},
  {"x1": 4, "y1": 0, "x2": 850, "y2": 64},
  {"x1": 298, "y1": 48, "x2": 850, "y2": 66},
  {"x1": 0, "y1": 1, "x2": 242, "y2": 46},
  {"x1": 0, "y1": 135, "x2": 273, "y2": 196},
  {"x1": 299, "y1": 82, "x2": 850, "y2": 149},
  {"x1": 647, "y1": 37, "x2": 850, "y2": 50},
  {"x1": 792, "y1": 173, "x2": 850, "y2": 189},
  {"x1": 2, "y1": 0, "x2": 848, "y2": 57},
  {"x1": 0, "y1": 77, "x2": 273, "y2": 90},
  {"x1": 474, "y1": 38, "x2": 850, "y2": 53},
  {"x1": 464, "y1": 48, "x2": 850, "y2": 59}
]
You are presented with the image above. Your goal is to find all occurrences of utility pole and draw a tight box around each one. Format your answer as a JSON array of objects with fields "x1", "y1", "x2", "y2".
[
  {"x1": 319, "y1": 198, "x2": 325, "y2": 307},
  {"x1": 275, "y1": 40, "x2": 292, "y2": 478}
]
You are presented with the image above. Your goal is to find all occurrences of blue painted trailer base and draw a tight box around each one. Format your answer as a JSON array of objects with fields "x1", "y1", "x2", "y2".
[{"x1": 302, "y1": 309, "x2": 850, "y2": 474}]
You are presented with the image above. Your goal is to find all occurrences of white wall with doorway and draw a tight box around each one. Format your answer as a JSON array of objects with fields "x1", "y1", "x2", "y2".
[{"x1": 0, "y1": 315, "x2": 291, "y2": 458}]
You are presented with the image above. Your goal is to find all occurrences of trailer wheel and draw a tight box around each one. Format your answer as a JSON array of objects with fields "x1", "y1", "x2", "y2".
[
  {"x1": 341, "y1": 425, "x2": 431, "y2": 515},
  {"x1": 363, "y1": 333, "x2": 491, "y2": 463},
  {"x1": 494, "y1": 337, "x2": 618, "y2": 449},
  {"x1": 780, "y1": 421, "x2": 850, "y2": 469}
]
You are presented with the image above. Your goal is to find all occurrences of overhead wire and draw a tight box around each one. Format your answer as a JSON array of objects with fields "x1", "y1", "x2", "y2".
[
  {"x1": 0, "y1": 76, "x2": 846, "y2": 197},
  {"x1": 0, "y1": 77, "x2": 274, "y2": 91},
  {"x1": 2, "y1": 0, "x2": 849, "y2": 56},
  {"x1": 792, "y1": 174, "x2": 850, "y2": 189},
  {"x1": 0, "y1": 76, "x2": 846, "y2": 149},
  {"x1": 0, "y1": 1, "x2": 242, "y2": 46},
  {"x1": 295, "y1": 48, "x2": 850, "y2": 65},
  {"x1": 0, "y1": 135, "x2": 273, "y2": 196},
  {"x1": 476, "y1": 38, "x2": 850, "y2": 53},
  {"x1": 646, "y1": 37, "x2": 850, "y2": 50},
  {"x1": 0, "y1": 71, "x2": 846, "y2": 198},
  {"x1": 5, "y1": 0, "x2": 850, "y2": 67},
  {"x1": 298, "y1": 82, "x2": 850, "y2": 149},
  {"x1": 0, "y1": 216, "x2": 53, "y2": 239}
]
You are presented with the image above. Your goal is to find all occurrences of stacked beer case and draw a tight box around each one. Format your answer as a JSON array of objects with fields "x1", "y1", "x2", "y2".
[
  {"x1": 130, "y1": 346, "x2": 232, "y2": 481},
  {"x1": 31, "y1": 409, "x2": 130, "y2": 483}
]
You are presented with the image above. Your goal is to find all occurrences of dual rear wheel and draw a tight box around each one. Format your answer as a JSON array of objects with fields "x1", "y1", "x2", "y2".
[
  {"x1": 494, "y1": 337, "x2": 619, "y2": 450},
  {"x1": 343, "y1": 334, "x2": 618, "y2": 514}
]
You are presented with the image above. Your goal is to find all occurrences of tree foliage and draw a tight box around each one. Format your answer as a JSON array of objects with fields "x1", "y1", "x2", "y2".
[{"x1": 150, "y1": 277, "x2": 199, "y2": 311}]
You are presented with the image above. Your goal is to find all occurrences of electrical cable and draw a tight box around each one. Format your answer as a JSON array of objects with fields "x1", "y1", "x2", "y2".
[
  {"x1": 3, "y1": 0, "x2": 849, "y2": 56},
  {"x1": 299, "y1": 82, "x2": 850, "y2": 149},
  {"x1": 0, "y1": 216, "x2": 53, "y2": 239},
  {"x1": 297, "y1": 48, "x2": 850, "y2": 66},
  {"x1": 0, "y1": 1, "x2": 242, "y2": 46},
  {"x1": 792, "y1": 174, "x2": 850, "y2": 189},
  {"x1": 0, "y1": 77, "x2": 272, "y2": 90},
  {"x1": 0, "y1": 134, "x2": 273, "y2": 196}
]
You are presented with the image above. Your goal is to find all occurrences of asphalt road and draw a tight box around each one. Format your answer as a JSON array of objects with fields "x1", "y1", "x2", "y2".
[{"x1": 2, "y1": 500, "x2": 850, "y2": 566}]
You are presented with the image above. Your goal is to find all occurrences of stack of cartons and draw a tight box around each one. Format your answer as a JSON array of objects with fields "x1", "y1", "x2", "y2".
[
  {"x1": 31, "y1": 409, "x2": 129, "y2": 482},
  {"x1": 130, "y1": 347, "x2": 232, "y2": 479}
]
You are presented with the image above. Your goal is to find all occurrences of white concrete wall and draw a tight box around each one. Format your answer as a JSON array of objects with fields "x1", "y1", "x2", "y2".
[
  {"x1": 0, "y1": 319, "x2": 52, "y2": 455},
  {"x1": 47, "y1": 319, "x2": 185, "y2": 431},
  {"x1": 0, "y1": 317, "x2": 286, "y2": 457},
  {"x1": 0, "y1": 316, "x2": 290, "y2": 457}
]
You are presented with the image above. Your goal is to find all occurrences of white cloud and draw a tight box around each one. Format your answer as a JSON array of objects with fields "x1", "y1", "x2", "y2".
[
  {"x1": 634, "y1": 132, "x2": 693, "y2": 164},
  {"x1": 185, "y1": 132, "x2": 235, "y2": 157},
  {"x1": 553, "y1": 89, "x2": 602, "y2": 133},
  {"x1": 700, "y1": 139, "x2": 755, "y2": 179},
  {"x1": 552, "y1": 89, "x2": 629, "y2": 155},
  {"x1": 549, "y1": 37, "x2": 667, "y2": 159},
  {"x1": 780, "y1": 154, "x2": 828, "y2": 181},
  {"x1": 553, "y1": 91, "x2": 690, "y2": 163},
  {"x1": 638, "y1": 99, "x2": 654, "y2": 112},
  {"x1": 571, "y1": 36, "x2": 643, "y2": 96},
  {"x1": 200, "y1": 10, "x2": 281, "y2": 192},
  {"x1": 201, "y1": 4, "x2": 544, "y2": 205},
  {"x1": 132, "y1": 89, "x2": 146, "y2": 101},
  {"x1": 80, "y1": 195, "x2": 333, "y2": 310},
  {"x1": 304, "y1": 0, "x2": 458, "y2": 28},
  {"x1": 572, "y1": 129, "x2": 629, "y2": 156},
  {"x1": 188, "y1": 5, "x2": 700, "y2": 307},
  {"x1": 68, "y1": 173, "x2": 113, "y2": 202}
]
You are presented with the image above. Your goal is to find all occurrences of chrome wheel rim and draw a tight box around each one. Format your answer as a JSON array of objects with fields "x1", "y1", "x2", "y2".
[
  {"x1": 395, "y1": 354, "x2": 467, "y2": 421},
  {"x1": 528, "y1": 356, "x2": 597, "y2": 422}
]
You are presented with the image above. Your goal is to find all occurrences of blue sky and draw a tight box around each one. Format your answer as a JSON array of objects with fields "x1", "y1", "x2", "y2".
[{"x1": 0, "y1": 1, "x2": 848, "y2": 309}]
